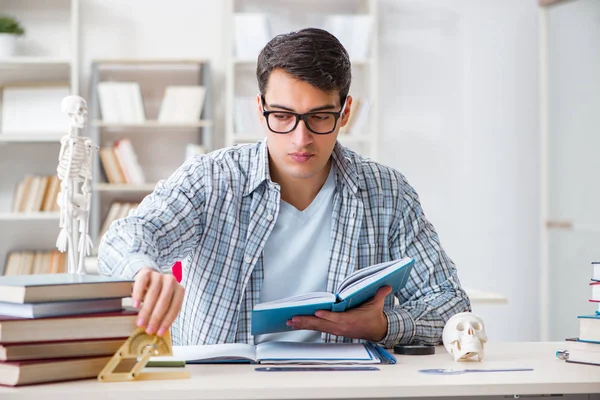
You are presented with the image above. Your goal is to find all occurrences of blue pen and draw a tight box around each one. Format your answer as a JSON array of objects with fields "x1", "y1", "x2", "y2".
[{"x1": 255, "y1": 366, "x2": 380, "y2": 372}]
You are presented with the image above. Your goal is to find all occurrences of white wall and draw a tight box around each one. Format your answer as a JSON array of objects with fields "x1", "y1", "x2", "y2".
[
  {"x1": 546, "y1": 0, "x2": 600, "y2": 341},
  {"x1": 79, "y1": 0, "x2": 541, "y2": 341},
  {"x1": 377, "y1": 0, "x2": 540, "y2": 342}
]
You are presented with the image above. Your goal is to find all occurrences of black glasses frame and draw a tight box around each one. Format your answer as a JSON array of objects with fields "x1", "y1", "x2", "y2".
[{"x1": 260, "y1": 95, "x2": 347, "y2": 135}]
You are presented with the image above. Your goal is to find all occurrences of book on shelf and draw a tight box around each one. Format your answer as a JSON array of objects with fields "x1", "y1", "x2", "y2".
[
  {"x1": 251, "y1": 257, "x2": 414, "y2": 335},
  {"x1": 114, "y1": 138, "x2": 146, "y2": 184},
  {"x1": 0, "y1": 82, "x2": 70, "y2": 134},
  {"x1": 4, "y1": 250, "x2": 67, "y2": 276},
  {"x1": 0, "y1": 355, "x2": 113, "y2": 386},
  {"x1": 97, "y1": 81, "x2": 146, "y2": 124},
  {"x1": 0, "y1": 273, "x2": 133, "y2": 303},
  {"x1": 150, "y1": 341, "x2": 395, "y2": 365},
  {"x1": 11, "y1": 175, "x2": 60, "y2": 213},
  {"x1": 99, "y1": 147, "x2": 126, "y2": 184},
  {"x1": 99, "y1": 138, "x2": 145, "y2": 185},
  {"x1": 158, "y1": 85, "x2": 206, "y2": 123},
  {"x1": 0, "y1": 337, "x2": 126, "y2": 362}
]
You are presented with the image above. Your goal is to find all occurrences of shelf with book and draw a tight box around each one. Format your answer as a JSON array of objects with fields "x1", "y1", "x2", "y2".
[
  {"x1": 88, "y1": 59, "x2": 213, "y2": 249},
  {"x1": 0, "y1": 0, "x2": 80, "y2": 276},
  {"x1": 224, "y1": 0, "x2": 379, "y2": 159}
]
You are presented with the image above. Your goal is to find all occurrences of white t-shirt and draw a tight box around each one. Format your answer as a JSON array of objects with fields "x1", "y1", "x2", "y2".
[{"x1": 254, "y1": 167, "x2": 336, "y2": 344}]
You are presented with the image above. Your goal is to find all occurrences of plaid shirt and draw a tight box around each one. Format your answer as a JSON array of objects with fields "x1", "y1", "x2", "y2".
[{"x1": 98, "y1": 140, "x2": 471, "y2": 348}]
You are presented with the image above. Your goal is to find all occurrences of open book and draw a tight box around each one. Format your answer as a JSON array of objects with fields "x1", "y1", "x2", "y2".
[
  {"x1": 149, "y1": 341, "x2": 395, "y2": 365},
  {"x1": 251, "y1": 257, "x2": 414, "y2": 335}
]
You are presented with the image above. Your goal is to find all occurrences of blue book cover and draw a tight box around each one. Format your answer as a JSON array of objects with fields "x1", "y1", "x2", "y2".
[{"x1": 251, "y1": 257, "x2": 414, "y2": 335}]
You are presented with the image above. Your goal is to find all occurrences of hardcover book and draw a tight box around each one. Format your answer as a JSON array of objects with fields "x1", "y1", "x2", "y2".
[
  {"x1": 0, "y1": 274, "x2": 133, "y2": 304},
  {"x1": 251, "y1": 257, "x2": 414, "y2": 335}
]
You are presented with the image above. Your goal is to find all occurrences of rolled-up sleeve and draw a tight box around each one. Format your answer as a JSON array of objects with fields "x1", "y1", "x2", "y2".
[{"x1": 97, "y1": 158, "x2": 206, "y2": 279}]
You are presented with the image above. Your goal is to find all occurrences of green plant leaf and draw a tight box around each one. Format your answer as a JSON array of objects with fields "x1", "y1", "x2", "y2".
[{"x1": 0, "y1": 15, "x2": 25, "y2": 36}]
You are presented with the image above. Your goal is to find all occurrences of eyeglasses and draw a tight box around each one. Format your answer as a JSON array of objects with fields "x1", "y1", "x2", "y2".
[{"x1": 260, "y1": 95, "x2": 347, "y2": 135}]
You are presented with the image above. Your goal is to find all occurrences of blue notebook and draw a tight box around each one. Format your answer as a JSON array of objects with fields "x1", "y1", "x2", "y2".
[{"x1": 251, "y1": 257, "x2": 414, "y2": 335}]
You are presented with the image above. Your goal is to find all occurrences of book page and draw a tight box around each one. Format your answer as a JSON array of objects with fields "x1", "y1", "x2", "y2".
[
  {"x1": 336, "y1": 258, "x2": 412, "y2": 298},
  {"x1": 253, "y1": 292, "x2": 335, "y2": 310},
  {"x1": 336, "y1": 260, "x2": 399, "y2": 293},
  {"x1": 150, "y1": 343, "x2": 256, "y2": 363},
  {"x1": 256, "y1": 342, "x2": 379, "y2": 364}
]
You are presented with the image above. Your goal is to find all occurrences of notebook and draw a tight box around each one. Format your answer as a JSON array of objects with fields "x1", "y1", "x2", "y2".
[{"x1": 149, "y1": 341, "x2": 396, "y2": 365}]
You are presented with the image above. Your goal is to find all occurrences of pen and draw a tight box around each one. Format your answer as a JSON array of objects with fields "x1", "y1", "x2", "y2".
[{"x1": 255, "y1": 366, "x2": 380, "y2": 372}]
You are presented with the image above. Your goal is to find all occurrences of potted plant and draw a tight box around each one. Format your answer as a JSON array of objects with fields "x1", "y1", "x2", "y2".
[{"x1": 0, "y1": 15, "x2": 25, "y2": 58}]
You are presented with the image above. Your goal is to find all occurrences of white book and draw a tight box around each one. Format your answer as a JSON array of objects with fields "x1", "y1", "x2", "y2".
[
  {"x1": 0, "y1": 84, "x2": 70, "y2": 134},
  {"x1": 97, "y1": 82, "x2": 146, "y2": 123},
  {"x1": 158, "y1": 86, "x2": 206, "y2": 123}
]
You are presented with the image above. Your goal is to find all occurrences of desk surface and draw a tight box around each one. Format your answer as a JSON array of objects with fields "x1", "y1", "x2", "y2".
[{"x1": 1, "y1": 342, "x2": 598, "y2": 399}]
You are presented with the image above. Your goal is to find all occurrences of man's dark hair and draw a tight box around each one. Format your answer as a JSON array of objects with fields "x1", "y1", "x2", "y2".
[{"x1": 257, "y1": 28, "x2": 351, "y2": 105}]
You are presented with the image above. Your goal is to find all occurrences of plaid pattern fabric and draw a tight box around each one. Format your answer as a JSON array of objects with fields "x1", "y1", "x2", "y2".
[{"x1": 98, "y1": 140, "x2": 471, "y2": 348}]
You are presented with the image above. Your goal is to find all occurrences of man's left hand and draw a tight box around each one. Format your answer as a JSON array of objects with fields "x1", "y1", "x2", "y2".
[{"x1": 286, "y1": 286, "x2": 392, "y2": 342}]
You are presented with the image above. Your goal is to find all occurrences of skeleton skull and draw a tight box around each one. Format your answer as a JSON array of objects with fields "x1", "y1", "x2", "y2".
[
  {"x1": 442, "y1": 312, "x2": 488, "y2": 362},
  {"x1": 61, "y1": 95, "x2": 88, "y2": 129}
]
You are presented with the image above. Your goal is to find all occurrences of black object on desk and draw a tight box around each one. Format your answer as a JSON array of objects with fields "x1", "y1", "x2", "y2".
[{"x1": 393, "y1": 344, "x2": 435, "y2": 356}]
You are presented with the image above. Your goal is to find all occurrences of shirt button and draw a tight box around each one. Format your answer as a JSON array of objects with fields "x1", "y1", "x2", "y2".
[
  {"x1": 345, "y1": 256, "x2": 350, "y2": 263},
  {"x1": 245, "y1": 257, "x2": 252, "y2": 264},
  {"x1": 266, "y1": 214, "x2": 274, "y2": 221}
]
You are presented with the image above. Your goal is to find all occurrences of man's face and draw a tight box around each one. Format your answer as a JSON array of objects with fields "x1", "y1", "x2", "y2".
[{"x1": 258, "y1": 69, "x2": 351, "y2": 182}]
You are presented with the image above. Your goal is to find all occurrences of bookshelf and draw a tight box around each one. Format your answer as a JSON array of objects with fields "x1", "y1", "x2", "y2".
[
  {"x1": 87, "y1": 59, "x2": 213, "y2": 250},
  {"x1": 0, "y1": 0, "x2": 80, "y2": 276},
  {"x1": 223, "y1": 0, "x2": 379, "y2": 160}
]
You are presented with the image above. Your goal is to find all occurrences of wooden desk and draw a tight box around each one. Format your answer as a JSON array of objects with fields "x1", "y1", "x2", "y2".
[{"x1": 1, "y1": 342, "x2": 598, "y2": 400}]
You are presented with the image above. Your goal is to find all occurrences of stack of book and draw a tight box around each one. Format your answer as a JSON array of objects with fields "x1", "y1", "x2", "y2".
[
  {"x1": 0, "y1": 274, "x2": 137, "y2": 386},
  {"x1": 562, "y1": 262, "x2": 600, "y2": 367}
]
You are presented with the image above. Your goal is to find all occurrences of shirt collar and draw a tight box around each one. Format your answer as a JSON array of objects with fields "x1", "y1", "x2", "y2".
[
  {"x1": 246, "y1": 139, "x2": 271, "y2": 195},
  {"x1": 246, "y1": 139, "x2": 361, "y2": 196}
]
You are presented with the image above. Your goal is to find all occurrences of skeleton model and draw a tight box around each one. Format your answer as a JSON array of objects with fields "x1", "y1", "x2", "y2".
[
  {"x1": 442, "y1": 312, "x2": 488, "y2": 362},
  {"x1": 56, "y1": 96, "x2": 98, "y2": 274}
]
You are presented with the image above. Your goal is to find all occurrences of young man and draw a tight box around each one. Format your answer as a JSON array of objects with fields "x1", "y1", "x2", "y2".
[{"x1": 98, "y1": 28, "x2": 471, "y2": 348}]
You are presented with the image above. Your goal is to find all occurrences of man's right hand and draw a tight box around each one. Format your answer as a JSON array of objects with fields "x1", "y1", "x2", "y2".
[{"x1": 131, "y1": 267, "x2": 185, "y2": 337}]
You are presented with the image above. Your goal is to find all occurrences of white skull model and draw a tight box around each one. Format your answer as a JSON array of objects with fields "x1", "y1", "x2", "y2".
[
  {"x1": 61, "y1": 95, "x2": 88, "y2": 129},
  {"x1": 442, "y1": 312, "x2": 488, "y2": 362}
]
